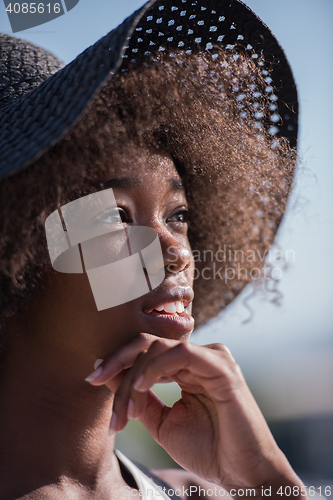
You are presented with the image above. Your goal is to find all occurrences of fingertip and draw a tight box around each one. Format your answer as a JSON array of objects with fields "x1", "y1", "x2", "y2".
[
  {"x1": 127, "y1": 398, "x2": 137, "y2": 420},
  {"x1": 94, "y1": 358, "x2": 104, "y2": 370},
  {"x1": 133, "y1": 374, "x2": 145, "y2": 391},
  {"x1": 85, "y1": 365, "x2": 103, "y2": 383},
  {"x1": 109, "y1": 411, "x2": 118, "y2": 435}
]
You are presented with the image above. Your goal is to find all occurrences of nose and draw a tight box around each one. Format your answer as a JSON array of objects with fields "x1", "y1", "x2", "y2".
[{"x1": 158, "y1": 228, "x2": 192, "y2": 276}]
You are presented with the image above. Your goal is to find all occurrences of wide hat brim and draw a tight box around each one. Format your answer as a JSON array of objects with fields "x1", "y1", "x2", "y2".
[
  {"x1": 0, "y1": 0, "x2": 298, "y2": 181},
  {"x1": 0, "y1": 0, "x2": 298, "y2": 326}
]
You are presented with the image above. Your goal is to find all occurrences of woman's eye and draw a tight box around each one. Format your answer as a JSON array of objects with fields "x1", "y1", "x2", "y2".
[
  {"x1": 93, "y1": 207, "x2": 130, "y2": 225},
  {"x1": 167, "y1": 209, "x2": 188, "y2": 224}
]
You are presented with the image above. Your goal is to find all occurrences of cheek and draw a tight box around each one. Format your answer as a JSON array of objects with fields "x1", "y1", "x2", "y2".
[
  {"x1": 89, "y1": 304, "x2": 141, "y2": 352},
  {"x1": 79, "y1": 230, "x2": 129, "y2": 270},
  {"x1": 35, "y1": 272, "x2": 142, "y2": 354},
  {"x1": 49, "y1": 272, "x2": 96, "y2": 315}
]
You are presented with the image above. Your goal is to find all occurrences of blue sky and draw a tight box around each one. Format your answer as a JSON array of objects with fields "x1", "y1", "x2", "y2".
[{"x1": 1, "y1": 0, "x2": 332, "y2": 420}]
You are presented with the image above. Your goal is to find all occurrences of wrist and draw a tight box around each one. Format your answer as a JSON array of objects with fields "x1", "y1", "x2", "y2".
[
  {"x1": 259, "y1": 469, "x2": 305, "y2": 500},
  {"x1": 239, "y1": 448, "x2": 305, "y2": 500}
]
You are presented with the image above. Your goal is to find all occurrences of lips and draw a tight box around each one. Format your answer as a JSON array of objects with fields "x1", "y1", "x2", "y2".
[
  {"x1": 142, "y1": 285, "x2": 194, "y2": 333},
  {"x1": 145, "y1": 300, "x2": 187, "y2": 314},
  {"x1": 142, "y1": 285, "x2": 193, "y2": 313}
]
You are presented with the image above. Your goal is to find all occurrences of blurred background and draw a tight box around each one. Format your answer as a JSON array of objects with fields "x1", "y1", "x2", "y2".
[{"x1": 1, "y1": 0, "x2": 332, "y2": 485}]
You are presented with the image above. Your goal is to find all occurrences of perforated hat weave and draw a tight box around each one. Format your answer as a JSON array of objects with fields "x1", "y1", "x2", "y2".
[{"x1": 0, "y1": 0, "x2": 298, "y2": 182}]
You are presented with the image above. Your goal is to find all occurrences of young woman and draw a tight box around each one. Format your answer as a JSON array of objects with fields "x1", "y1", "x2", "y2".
[{"x1": 0, "y1": 0, "x2": 304, "y2": 498}]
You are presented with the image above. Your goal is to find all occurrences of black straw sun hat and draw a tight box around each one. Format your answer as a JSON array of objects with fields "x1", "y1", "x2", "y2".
[
  {"x1": 0, "y1": 0, "x2": 298, "y2": 326},
  {"x1": 0, "y1": 0, "x2": 297, "y2": 181}
]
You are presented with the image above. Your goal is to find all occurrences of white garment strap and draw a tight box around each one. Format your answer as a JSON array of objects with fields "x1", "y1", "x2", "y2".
[{"x1": 115, "y1": 449, "x2": 172, "y2": 500}]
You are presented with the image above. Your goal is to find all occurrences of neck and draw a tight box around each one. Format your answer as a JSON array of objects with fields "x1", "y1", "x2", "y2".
[{"x1": 0, "y1": 325, "x2": 124, "y2": 499}]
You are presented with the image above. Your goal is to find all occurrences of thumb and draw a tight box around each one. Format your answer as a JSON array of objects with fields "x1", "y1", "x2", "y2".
[{"x1": 138, "y1": 390, "x2": 170, "y2": 444}]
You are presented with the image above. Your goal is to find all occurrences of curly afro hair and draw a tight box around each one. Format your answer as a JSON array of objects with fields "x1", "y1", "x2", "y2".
[{"x1": 0, "y1": 47, "x2": 297, "y2": 350}]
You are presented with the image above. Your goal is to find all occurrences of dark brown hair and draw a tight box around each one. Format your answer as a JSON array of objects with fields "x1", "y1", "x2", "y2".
[{"x1": 0, "y1": 47, "x2": 297, "y2": 348}]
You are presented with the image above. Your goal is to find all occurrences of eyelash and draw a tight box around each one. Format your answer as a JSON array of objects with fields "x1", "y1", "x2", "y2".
[
  {"x1": 118, "y1": 208, "x2": 132, "y2": 223},
  {"x1": 167, "y1": 208, "x2": 188, "y2": 224},
  {"x1": 93, "y1": 207, "x2": 188, "y2": 226},
  {"x1": 92, "y1": 207, "x2": 126, "y2": 225}
]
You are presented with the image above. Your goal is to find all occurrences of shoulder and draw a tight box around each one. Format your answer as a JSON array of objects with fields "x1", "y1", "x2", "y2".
[{"x1": 151, "y1": 468, "x2": 228, "y2": 500}]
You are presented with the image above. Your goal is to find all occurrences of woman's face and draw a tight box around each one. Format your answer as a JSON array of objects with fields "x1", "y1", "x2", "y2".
[{"x1": 23, "y1": 148, "x2": 195, "y2": 368}]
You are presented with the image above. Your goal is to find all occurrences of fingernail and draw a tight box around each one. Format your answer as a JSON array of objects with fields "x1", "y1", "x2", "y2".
[
  {"x1": 85, "y1": 365, "x2": 103, "y2": 382},
  {"x1": 109, "y1": 412, "x2": 118, "y2": 435},
  {"x1": 133, "y1": 374, "x2": 145, "y2": 391},
  {"x1": 94, "y1": 358, "x2": 104, "y2": 370},
  {"x1": 127, "y1": 399, "x2": 136, "y2": 420}
]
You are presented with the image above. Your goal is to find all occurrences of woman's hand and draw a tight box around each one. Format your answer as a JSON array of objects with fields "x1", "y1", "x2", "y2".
[{"x1": 86, "y1": 333, "x2": 303, "y2": 496}]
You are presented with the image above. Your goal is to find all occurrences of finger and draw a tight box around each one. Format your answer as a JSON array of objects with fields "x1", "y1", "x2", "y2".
[
  {"x1": 86, "y1": 333, "x2": 177, "y2": 386},
  {"x1": 126, "y1": 339, "x2": 177, "y2": 420},
  {"x1": 171, "y1": 369, "x2": 205, "y2": 389},
  {"x1": 86, "y1": 333, "x2": 153, "y2": 385},
  {"x1": 85, "y1": 339, "x2": 227, "y2": 386},
  {"x1": 109, "y1": 391, "x2": 170, "y2": 443},
  {"x1": 110, "y1": 389, "x2": 149, "y2": 434},
  {"x1": 109, "y1": 388, "x2": 152, "y2": 435},
  {"x1": 138, "y1": 390, "x2": 171, "y2": 444},
  {"x1": 104, "y1": 369, "x2": 128, "y2": 394},
  {"x1": 204, "y1": 343, "x2": 233, "y2": 356},
  {"x1": 133, "y1": 342, "x2": 242, "y2": 401},
  {"x1": 127, "y1": 389, "x2": 148, "y2": 421},
  {"x1": 110, "y1": 340, "x2": 173, "y2": 431}
]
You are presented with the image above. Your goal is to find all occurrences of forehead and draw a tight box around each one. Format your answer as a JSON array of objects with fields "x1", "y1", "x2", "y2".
[{"x1": 100, "y1": 147, "x2": 181, "y2": 184}]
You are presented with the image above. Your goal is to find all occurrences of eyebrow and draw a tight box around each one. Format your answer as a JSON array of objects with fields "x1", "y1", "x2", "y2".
[
  {"x1": 99, "y1": 176, "x2": 185, "y2": 192},
  {"x1": 100, "y1": 176, "x2": 139, "y2": 189},
  {"x1": 169, "y1": 178, "x2": 185, "y2": 192}
]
